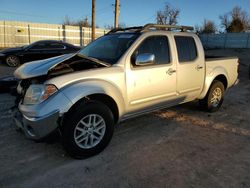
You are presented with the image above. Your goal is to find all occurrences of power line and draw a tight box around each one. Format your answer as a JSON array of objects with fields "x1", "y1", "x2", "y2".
[
  {"x1": 85, "y1": 5, "x2": 112, "y2": 18},
  {"x1": 96, "y1": 5, "x2": 113, "y2": 13},
  {"x1": 0, "y1": 4, "x2": 115, "y2": 27},
  {"x1": 0, "y1": 9, "x2": 46, "y2": 18},
  {"x1": 0, "y1": 6, "x2": 113, "y2": 23},
  {"x1": 136, "y1": 15, "x2": 156, "y2": 25}
]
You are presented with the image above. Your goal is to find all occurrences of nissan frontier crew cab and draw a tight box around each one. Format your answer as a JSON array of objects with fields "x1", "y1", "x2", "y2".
[{"x1": 13, "y1": 24, "x2": 239, "y2": 158}]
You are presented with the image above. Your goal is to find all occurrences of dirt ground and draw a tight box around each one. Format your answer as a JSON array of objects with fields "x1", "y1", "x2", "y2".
[{"x1": 0, "y1": 49, "x2": 250, "y2": 188}]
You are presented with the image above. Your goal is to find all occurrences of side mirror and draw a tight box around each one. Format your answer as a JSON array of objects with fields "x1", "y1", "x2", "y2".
[{"x1": 135, "y1": 53, "x2": 155, "y2": 66}]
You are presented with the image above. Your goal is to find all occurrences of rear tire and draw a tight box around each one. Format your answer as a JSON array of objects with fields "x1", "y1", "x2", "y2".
[
  {"x1": 62, "y1": 100, "x2": 114, "y2": 159},
  {"x1": 6, "y1": 55, "x2": 20, "y2": 67},
  {"x1": 199, "y1": 80, "x2": 225, "y2": 112}
]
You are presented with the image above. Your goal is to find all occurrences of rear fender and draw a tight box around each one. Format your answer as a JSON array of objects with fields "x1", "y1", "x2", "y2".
[{"x1": 198, "y1": 66, "x2": 229, "y2": 99}]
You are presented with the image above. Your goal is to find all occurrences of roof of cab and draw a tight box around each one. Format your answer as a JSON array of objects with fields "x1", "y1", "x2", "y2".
[{"x1": 106, "y1": 23, "x2": 194, "y2": 35}]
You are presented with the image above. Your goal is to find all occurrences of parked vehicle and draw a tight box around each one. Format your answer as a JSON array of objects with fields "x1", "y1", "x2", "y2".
[
  {"x1": 0, "y1": 40, "x2": 81, "y2": 67},
  {"x1": 0, "y1": 76, "x2": 19, "y2": 94},
  {"x1": 13, "y1": 24, "x2": 239, "y2": 158}
]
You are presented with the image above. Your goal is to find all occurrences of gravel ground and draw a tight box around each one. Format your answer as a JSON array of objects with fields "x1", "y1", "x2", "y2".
[
  {"x1": 0, "y1": 62, "x2": 15, "y2": 77},
  {"x1": 0, "y1": 49, "x2": 250, "y2": 188}
]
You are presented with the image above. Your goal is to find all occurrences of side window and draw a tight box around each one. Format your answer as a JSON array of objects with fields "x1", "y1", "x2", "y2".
[
  {"x1": 133, "y1": 36, "x2": 170, "y2": 65},
  {"x1": 30, "y1": 43, "x2": 47, "y2": 50},
  {"x1": 48, "y1": 43, "x2": 66, "y2": 49},
  {"x1": 174, "y1": 36, "x2": 197, "y2": 62}
]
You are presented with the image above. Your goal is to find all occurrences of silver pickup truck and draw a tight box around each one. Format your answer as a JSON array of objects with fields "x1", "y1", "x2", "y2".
[{"x1": 13, "y1": 24, "x2": 239, "y2": 158}]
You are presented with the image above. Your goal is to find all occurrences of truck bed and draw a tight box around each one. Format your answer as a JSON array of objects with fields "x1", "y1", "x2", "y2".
[
  {"x1": 205, "y1": 55, "x2": 238, "y2": 61},
  {"x1": 205, "y1": 56, "x2": 238, "y2": 88}
]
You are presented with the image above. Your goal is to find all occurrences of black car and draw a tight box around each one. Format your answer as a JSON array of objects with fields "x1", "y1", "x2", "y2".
[{"x1": 0, "y1": 40, "x2": 81, "y2": 67}]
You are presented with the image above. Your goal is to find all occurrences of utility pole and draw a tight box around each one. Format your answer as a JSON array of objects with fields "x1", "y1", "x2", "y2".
[
  {"x1": 114, "y1": 0, "x2": 120, "y2": 28},
  {"x1": 91, "y1": 0, "x2": 96, "y2": 41}
]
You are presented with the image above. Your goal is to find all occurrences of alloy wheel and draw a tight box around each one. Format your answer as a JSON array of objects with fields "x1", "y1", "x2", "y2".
[
  {"x1": 6, "y1": 55, "x2": 20, "y2": 67},
  {"x1": 210, "y1": 87, "x2": 222, "y2": 107},
  {"x1": 74, "y1": 114, "x2": 106, "y2": 149}
]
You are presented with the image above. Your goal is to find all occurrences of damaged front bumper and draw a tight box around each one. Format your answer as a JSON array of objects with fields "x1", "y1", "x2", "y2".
[
  {"x1": 13, "y1": 108, "x2": 60, "y2": 140},
  {"x1": 12, "y1": 89, "x2": 73, "y2": 140}
]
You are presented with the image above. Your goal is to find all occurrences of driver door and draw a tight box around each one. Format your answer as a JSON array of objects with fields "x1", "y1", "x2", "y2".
[
  {"x1": 126, "y1": 35, "x2": 177, "y2": 112},
  {"x1": 23, "y1": 42, "x2": 48, "y2": 62}
]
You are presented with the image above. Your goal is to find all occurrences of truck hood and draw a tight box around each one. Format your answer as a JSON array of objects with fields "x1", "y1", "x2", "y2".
[{"x1": 14, "y1": 53, "x2": 76, "y2": 79}]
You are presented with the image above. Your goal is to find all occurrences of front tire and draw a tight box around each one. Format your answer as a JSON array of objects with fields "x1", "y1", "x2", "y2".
[
  {"x1": 62, "y1": 100, "x2": 114, "y2": 159},
  {"x1": 6, "y1": 55, "x2": 20, "y2": 67},
  {"x1": 199, "y1": 80, "x2": 225, "y2": 112}
]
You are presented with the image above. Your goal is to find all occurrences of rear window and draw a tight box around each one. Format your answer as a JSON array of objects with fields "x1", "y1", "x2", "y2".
[{"x1": 174, "y1": 36, "x2": 197, "y2": 62}]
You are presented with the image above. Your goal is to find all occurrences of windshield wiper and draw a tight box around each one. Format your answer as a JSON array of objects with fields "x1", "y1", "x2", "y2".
[{"x1": 77, "y1": 54, "x2": 111, "y2": 67}]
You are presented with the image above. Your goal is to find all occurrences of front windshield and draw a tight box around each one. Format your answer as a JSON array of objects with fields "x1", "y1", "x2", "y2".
[{"x1": 79, "y1": 33, "x2": 139, "y2": 65}]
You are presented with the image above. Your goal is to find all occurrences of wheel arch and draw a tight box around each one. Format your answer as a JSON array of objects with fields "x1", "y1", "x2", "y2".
[
  {"x1": 213, "y1": 74, "x2": 228, "y2": 89},
  {"x1": 62, "y1": 93, "x2": 119, "y2": 125},
  {"x1": 198, "y1": 73, "x2": 228, "y2": 100},
  {"x1": 86, "y1": 93, "x2": 119, "y2": 124},
  {"x1": 60, "y1": 80, "x2": 125, "y2": 124}
]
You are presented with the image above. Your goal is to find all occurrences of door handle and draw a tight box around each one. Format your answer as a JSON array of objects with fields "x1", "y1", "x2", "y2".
[
  {"x1": 166, "y1": 68, "x2": 176, "y2": 75},
  {"x1": 196, "y1": 65, "x2": 203, "y2": 70}
]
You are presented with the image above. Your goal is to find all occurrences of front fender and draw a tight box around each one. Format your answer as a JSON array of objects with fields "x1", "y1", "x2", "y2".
[
  {"x1": 60, "y1": 80, "x2": 126, "y2": 118},
  {"x1": 198, "y1": 66, "x2": 229, "y2": 99}
]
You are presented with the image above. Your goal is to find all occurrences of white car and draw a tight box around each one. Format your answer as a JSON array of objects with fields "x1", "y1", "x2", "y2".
[{"x1": 13, "y1": 24, "x2": 239, "y2": 158}]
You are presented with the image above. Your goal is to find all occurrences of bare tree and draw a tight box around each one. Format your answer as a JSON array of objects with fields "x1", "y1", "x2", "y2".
[
  {"x1": 104, "y1": 22, "x2": 127, "y2": 30},
  {"x1": 196, "y1": 19, "x2": 217, "y2": 34},
  {"x1": 194, "y1": 25, "x2": 202, "y2": 34},
  {"x1": 231, "y1": 6, "x2": 249, "y2": 29},
  {"x1": 227, "y1": 18, "x2": 244, "y2": 32},
  {"x1": 219, "y1": 6, "x2": 250, "y2": 32},
  {"x1": 104, "y1": 24, "x2": 113, "y2": 30},
  {"x1": 63, "y1": 15, "x2": 72, "y2": 26},
  {"x1": 63, "y1": 16, "x2": 91, "y2": 27},
  {"x1": 219, "y1": 13, "x2": 230, "y2": 30},
  {"x1": 156, "y1": 3, "x2": 180, "y2": 25},
  {"x1": 79, "y1": 17, "x2": 90, "y2": 27}
]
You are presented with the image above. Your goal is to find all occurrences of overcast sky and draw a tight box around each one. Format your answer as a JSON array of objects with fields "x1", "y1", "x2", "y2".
[{"x1": 0, "y1": 0, "x2": 249, "y2": 28}]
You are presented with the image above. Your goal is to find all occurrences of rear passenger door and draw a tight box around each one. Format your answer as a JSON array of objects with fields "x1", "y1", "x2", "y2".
[
  {"x1": 126, "y1": 35, "x2": 177, "y2": 111},
  {"x1": 45, "y1": 42, "x2": 67, "y2": 57},
  {"x1": 174, "y1": 35, "x2": 205, "y2": 99}
]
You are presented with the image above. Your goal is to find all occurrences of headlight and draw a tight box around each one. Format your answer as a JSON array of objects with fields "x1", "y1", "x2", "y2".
[{"x1": 23, "y1": 84, "x2": 58, "y2": 105}]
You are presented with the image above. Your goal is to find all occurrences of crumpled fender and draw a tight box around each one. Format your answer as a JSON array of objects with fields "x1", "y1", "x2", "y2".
[{"x1": 60, "y1": 79, "x2": 126, "y2": 118}]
